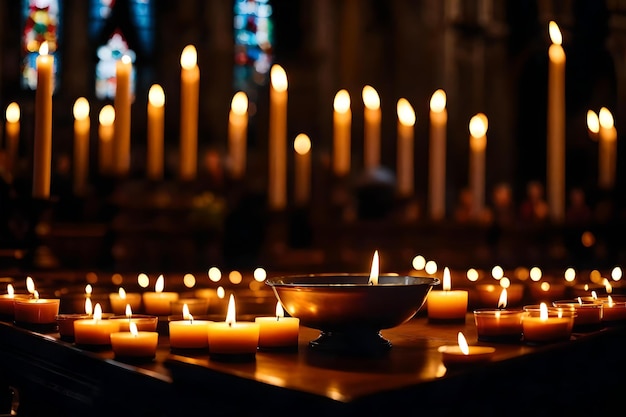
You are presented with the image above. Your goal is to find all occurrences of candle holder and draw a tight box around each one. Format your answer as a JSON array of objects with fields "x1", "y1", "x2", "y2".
[{"x1": 265, "y1": 274, "x2": 438, "y2": 356}]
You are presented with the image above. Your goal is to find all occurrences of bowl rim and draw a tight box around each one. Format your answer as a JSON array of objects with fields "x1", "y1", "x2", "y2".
[{"x1": 265, "y1": 273, "x2": 440, "y2": 287}]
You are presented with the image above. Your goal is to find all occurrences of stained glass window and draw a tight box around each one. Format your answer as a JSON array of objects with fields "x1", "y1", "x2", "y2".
[{"x1": 20, "y1": 0, "x2": 62, "y2": 91}]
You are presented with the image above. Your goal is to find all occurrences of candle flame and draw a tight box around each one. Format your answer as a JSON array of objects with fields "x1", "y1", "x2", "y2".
[
  {"x1": 73, "y1": 97, "x2": 90, "y2": 120},
  {"x1": 607, "y1": 295, "x2": 614, "y2": 307},
  {"x1": 539, "y1": 302, "x2": 548, "y2": 320},
  {"x1": 125, "y1": 304, "x2": 132, "y2": 318},
  {"x1": 39, "y1": 41, "x2": 49, "y2": 56},
  {"x1": 217, "y1": 286, "x2": 225, "y2": 299},
  {"x1": 604, "y1": 279, "x2": 613, "y2": 294},
  {"x1": 155, "y1": 275, "x2": 164, "y2": 293},
  {"x1": 368, "y1": 250, "x2": 380, "y2": 285},
  {"x1": 182, "y1": 303, "x2": 192, "y2": 320},
  {"x1": 599, "y1": 107, "x2": 614, "y2": 129},
  {"x1": 294, "y1": 133, "x2": 311, "y2": 155},
  {"x1": 6, "y1": 102, "x2": 20, "y2": 123},
  {"x1": 362, "y1": 85, "x2": 380, "y2": 110},
  {"x1": 99, "y1": 105, "x2": 115, "y2": 126},
  {"x1": 119, "y1": 287, "x2": 126, "y2": 299},
  {"x1": 397, "y1": 98, "x2": 415, "y2": 126},
  {"x1": 94, "y1": 303, "x2": 102, "y2": 321},
  {"x1": 549, "y1": 21, "x2": 562, "y2": 46},
  {"x1": 225, "y1": 294, "x2": 236, "y2": 325},
  {"x1": 275, "y1": 301, "x2": 285, "y2": 319},
  {"x1": 469, "y1": 113, "x2": 488, "y2": 137},
  {"x1": 130, "y1": 322, "x2": 139, "y2": 337},
  {"x1": 334, "y1": 89, "x2": 351, "y2": 114},
  {"x1": 180, "y1": 45, "x2": 197, "y2": 69},
  {"x1": 577, "y1": 297, "x2": 583, "y2": 305},
  {"x1": 430, "y1": 89, "x2": 447, "y2": 113},
  {"x1": 442, "y1": 267, "x2": 451, "y2": 291},
  {"x1": 457, "y1": 332, "x2": 469, "y2": 355},
  {"x1": 85, "y1": 284, "x2": 93, "y2": 296},
  {"x1": 85, "y1": 297, "x2": 93, "y2": 316},
  {"x1": 591, "y1": 290, "x2": 598, "y2": 300},
  {"x1": 26, "y1": 277, "x2": 35, "y2": 294},
  {"x1": 148, "y1": 84, "x2": 165, "y2": 108},
  {"x1": 33, "y1": 290, "x2": 39, "y2": 300},
  {"x1": 497, "y1": 288, "x2": 508, "y2": 309},
  {"x1": 231, "y1": 91, "x2": 248, "y2": 115},
  {"x1": 121, "y1": 54, "x2": 131, "y2": 65},
  {"x1": 7, "y1": 284, "x2": 14, "y2": 298},
  {"x1": 270, "y1": 64, "x2": 288, "y2": 92},
  {"x1": 587, "y1": 110, "x2": 599, "y2": 135}
]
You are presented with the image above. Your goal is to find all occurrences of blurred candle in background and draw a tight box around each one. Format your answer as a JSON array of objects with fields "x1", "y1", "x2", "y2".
[
  {"x1": 396, "y1": 98, "x2": 415, "y2": 198},
  {"x1": 147, "y1": 84, "x2": 165, "y2": 181},
  {"x1": 469, "y1": 113, "x2": 488, "y2": 220},
  {"x1": 268, "y1": 64, "x2": 288, "y2": 210},
  {"x1": 228, "y1": 91, "x2": 248, "y2": 180},
  {"x1": 333, "y1": 89, "x2": 351, "y2": 177},
  {"x1": 98, "y1": 105, "x2": 115, "y2": 176},
  {"x1": 33, "y1": 41, "x2": 54, "y2": 199},
  {"x1": 598, "y1": 107, "x2": 617, "y2": 190},
  {"x1": 72, "y1": 97, "x2": 90, "y2": 196},
  {"x1": 429, "y1": 89, "x2": 447, "y2": 221},
  {"x1": 5, "y1": 102, "x2": 20, "y2": 181},
  {"x1": 294, "y1": 133, "x2": 312, "y2": 206},
  {"x1": 180, "y1": 45, "x2": 199, "y2": 181},
  {"x1": 114, "y1": 54, "x2": 132, "y2": 177},
  {"x1": 362, "y1": 85, "x2": 381, "y2": 171}
]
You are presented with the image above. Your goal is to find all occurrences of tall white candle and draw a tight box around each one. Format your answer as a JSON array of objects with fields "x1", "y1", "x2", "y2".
[
  {"x1": 429, "y1": 89, "x2": 447, "y2": 220},
  {"x1": 362, "y1": 85, "x2": 381, "y2": 171},
  {"x1": 5, "y1": 102, "x2": 20, "y2": 181},
  {"x1": 396, "y1": 98, "x2": 415, "y2": 197},
  {"x1": 98, "y1": 105, "x2": 115, "y2": 176},
  {"x1": 268, "y1": 64, "x2": 288, "y2": 210},
  {"x1": 33, "y1": 42, "x2": 53, "y2": 199},
  {"x1": 114, "y1": 55, "x2": 132, "y2": 177},
  {"x1": 294, "y1": 133, "x2": 312, "y2": 206},
  {"x1": 333, "y1": 89, "x2": 351, "y2": 177},
  {"x1": 469, "y1": 113, "x2": 488, "y2": 219},
  {"x1": 547, "y1": 21, "x2": 566, "y2": 222},
  {"x1": 72, "y1": 97, "x2": 90, "y2": 196},
  {"x1": 228, "y1": 91, "x2": 248, "y2": 179},
  {"x1": 147, "y1": 84, "x2": 165, "y2": 181},
  {"x1": 180, "y1": 45, "x2": 199, "y2": 181},
  {"x1": 598, "y1": 107, "x2": 617, "y2": 189}
]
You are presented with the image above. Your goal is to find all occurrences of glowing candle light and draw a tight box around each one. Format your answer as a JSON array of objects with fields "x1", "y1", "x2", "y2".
[
  {"x1": 72, "y1": 97, "x2": 90, "y2": 196},
  {"x1": 5, "y1": 102, "x2": 20, "y2": 180},
  {"x1": 396, "y1": 98, "x2": 415, "y2": 197},
  {"x1": 110, "y1": 321, "x2": 159, "y2": 360},
  {"x1": 14, "y1": 277, "x2": 60, "y2": 325},
  {"x1": 429, "y1": 89, "x2": 447, "y2": 220},
  {"x1": 109, "y1": 287, "x2": 142, "y2": 315},
  {"x1": 522, "y1": 302, "x2": 575, "y2": 343},
  {"x1": 469, "y1": 113, "x2": 488, "y2": 219},
  {"x1": 293, "y1": 133, "x2": 312, "y2": 206},
  {"x1": 207, "y1": 294, "x2": 259, "y2": 359},
  {"x1": 438, "y1": 331, "x2": 495, "y2": 366},
  {"x1": 73, "y1": 303, "x2": 120, "y2": 346},
  {"x1": 142, "y1": 275, "x2": 179, "y2": 316},
  {"x1": 114, "y1": 54, "x2": 132, "y2": 177},
  {"x1": 547, "y1": 21, "x2": 566, "y2": 222},
  {"x1": 587, "y1": 109, "x2": 599, "y2": 141},
  {"x1": 0, "y1": 284, "x2": 29, "y2": 317},
  {"x1": 473, "y1": 288, "x2": 524, "y2": 342},
  {"x1": 333, "y1": 89, "x2": 352, "y2": 177},
  {"x1": 268, "y1": 64, "x2": 288, "y2": 210},
  {"x1": 368, "y1": 250, "x2": 379, "y2": 285},
  {"x1": 255, "y1": 302, "x2": 300, "y2": 350},
  {"x1": 598, "y1": 107, "x2": 617, "y2": 189},
  {"x1": 426, "y1": 267, "x2": 468, "y2": 322},
  {"x1": 98, "y1": 105, "x2": 115, "y2": 175},
  {"x1": 228, "y1": 91, "x2": 248, "y2": 179},
  {"x1": 180, "y1": 45, "x2": 199, "y2": 180},
  {"x1": 147, "y1": 84, "x2": 165, "y2": 181},
  {"x1": 362, "y1": 85, "x2": 381, "y2": 170},
  {"x1": 169, "y1": 304, "x2": 211, "y2": 349},
  {"x1": 33, "y1": 41, "x2": 54, "y2": 199}
]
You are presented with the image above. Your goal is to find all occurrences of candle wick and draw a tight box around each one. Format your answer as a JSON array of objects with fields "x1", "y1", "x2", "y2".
[
  {"x1": 228, "y1": 322, "x2": 232, "y2": 328},
  {"x1": 276, "y1": 316, "x2": 280, "y2": 322}
]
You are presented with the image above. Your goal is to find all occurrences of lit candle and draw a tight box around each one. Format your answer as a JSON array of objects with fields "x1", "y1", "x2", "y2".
[
  {"x1": 293, "y1": 133, "x2": 312, "y2": 206},
  {"x1": 587, "y1": 109, "x2": 599, "y2": 141},
  {"x1": 207, "y1": 294, "x2": 259, "y2": 359},
  {"x1": 73, "y1": 303, "x2": 120, "y2": 346},
  {"x1": 601, "y1": 295, "x2": 626, "y2": 323},
  {"x1": 362, "y1": 85, "x2": 381, "y2": 170},
  {"x1": 255, "y1": 301, "x2": 300, "y2": 350},
  {"x1": 426, "y1": 267, "x2": 468, "y2": 322},
  {"x1": 547, "y1": 21, "x2": 566, "y2": 222},
  {"x1": 438, "y1": 331, "x2": 495, "y2": 366},
  {"x1": 333, "y1": 89, "x2": 352, "y2": 177},
  {"x1": 110, "y1": 322, "x2": 159, "y2": 360},
  {"x1": 113, "y1": 54, "x2": 132, "y2": 177},
  {"x1": 475, "y1": 282, "x2": 524, "y2": 308},
  {"x1": 72, "y1": 97, "x2": 90, "y2": 196},
  {"x1": 597, "y1": 107, "x2": 617, "y2": 190},
  {"x1": 469, "y1": 113, "x2": 488, "y2": 219},
  {"x1": 147, "y1": 84, "x2": 165, "y2": 181},
  {"x1": 0, "y1": 284, "x2": 29, "y2": 317},
  {"x1": 110, "y1": 305, "x2": 158, "y2": 332},
  {"x1": 473, "y1": 289, "x2": 524, "y2": 342},
  {"x1": 552, "y1": 298, "x2": 603, "y2": 330},
  {"x1": 56, "y1": 297, "x2": 93, "y2": 340},
  {"x1": 33, "y1": 41, "x2": 54, "y2": 199},
  {"x1": 169, "y1": 304, "x2": 211, "y2": 350},
  {"x1": 179, "y1": 45, "x2": 199, "y2": 181},
  {"x1": 98, "y1": 105, "x2": 115, "y2": 175},
  {"x1": 109, "y1": 287, "x2": 142, "y2": 315},
  {"x1": 396, "y1": 98, "x2": 415, "y2": 197},
  {"x1": 228, "y1": 91, "x2": 248, "y2": 179},
  {"x1": 268, "y1": 64, "x2": 288, "y2": 210},
  {"x1": 521, "y1": 302, "x2": 575, "y2": 344},
  {"x1": 5, "y1": 102, "x2": 20, "y2": 181},
  {"x1": 13, "y1": 277, "x2": 60, "y2": 325},
  {"x1": 170, "y1": 298, "x2": 209, "y2": 316},
  {"x1": 368, "y1": 250, "x2": 379, "y2": 285},
  {"x1": 142, "y1": 275, "x2": 179, "y2": 316},
  {"x1": 428, "y1": 89, "x2": 447, "y2": 220}
]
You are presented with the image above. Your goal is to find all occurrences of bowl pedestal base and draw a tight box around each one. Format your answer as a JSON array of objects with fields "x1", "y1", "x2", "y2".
[{"x1": 308, "y1": 330, "x2": 392, "y2": 356}]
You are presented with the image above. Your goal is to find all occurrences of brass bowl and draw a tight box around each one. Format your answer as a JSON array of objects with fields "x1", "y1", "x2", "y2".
[{"x1": 265, "y1": 274, "x2": 439, "y2": 355}]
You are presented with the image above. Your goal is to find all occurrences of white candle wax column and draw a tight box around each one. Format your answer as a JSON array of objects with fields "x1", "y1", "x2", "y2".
[
  {"x1": 429, "y1": 89, "x2": 447, "y2": 221},
  {"x1": 469, "y1": 113, "x2": 488, "y2": 220},
  {"x1": 147, "y1": 84, "x2": 165, "y2": 181},
  {"x1": 114, "y1": 55, "x2": 132, "y2": 177},
  {"x1": 598, "y1": 107, "x2": 617, "y2": 190},
  {"x1": 179, "y1": 45, "x2": 199, "y2": 181},
  {"x1": 98, "y1": 105, "x2": 115, "y2": 176},
  {"x1": 228, "y1": 91, "x2": 248, "y2": 180},
  {"x1": 294, "y1": 133, "x2": 312, "y2": 206},
  {"x1": 396, "y1": 98, "x2": 415, "y2": 198},
  {"x1": 72, "y1": 98, "x2": 90, "y2": 196},
  {"x1": 33, "y1": 42, "x2": 54, "y2": 199},
  {"x1": 333, "y1": 89, "x2": 352, "y2": 177},
  {"x1": 362, "y1": 85, "x2": 381, "y2": 171},
  {"x1": 268, "y1": 64, "x2": 288, "y2": 210},
  {"x1": 5, "y1": 102, "x2": 20, "y2": 181},
  {"x1": 547, "y1": 21, "x2": 566, "y2": 223}
]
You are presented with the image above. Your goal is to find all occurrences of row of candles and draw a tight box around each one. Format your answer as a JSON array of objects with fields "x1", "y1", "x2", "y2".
[{"x1": 4, "y1": 21, "x2": 617, "y2": 219}]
